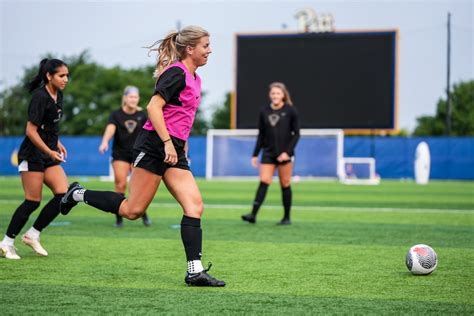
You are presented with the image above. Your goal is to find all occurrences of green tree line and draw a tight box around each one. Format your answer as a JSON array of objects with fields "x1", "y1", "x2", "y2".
[{"x1": 0, "y1": 51, "x2": 223, "y2": 136}]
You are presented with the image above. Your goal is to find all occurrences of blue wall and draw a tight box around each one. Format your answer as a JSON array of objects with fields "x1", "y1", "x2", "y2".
[
  {"x1": 1, "y1": 136, "x2": 473, "y2": 179},
  {"x1": 0, "y1": 136, "x2": 208, "y2": 177},
  {"x1": 344, "y1": 137, "x2": 474, "y2": 180}
]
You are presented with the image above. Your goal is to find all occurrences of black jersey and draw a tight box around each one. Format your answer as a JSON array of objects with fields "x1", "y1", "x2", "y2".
[
  {"x1": 18, "y1": 86, "x2": 63, "y2": 163},
  {"x1": 253, "y1": 104, "x2": 300, "y2": 157},
  {"x1": 108, "y1": 108, "x2": 147, "y2": 158}
]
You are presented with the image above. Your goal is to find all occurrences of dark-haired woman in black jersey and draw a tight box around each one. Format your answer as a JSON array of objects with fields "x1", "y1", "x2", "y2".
[
  {"x1": 242, "y1": 82, "x2": 300, "y2": 225},
  {"x1": 99, "y1": 86, "x2": 151, "y2": 228},
  {"x1": 0, "y1": 58, "x2": 70, "y2": 259}
]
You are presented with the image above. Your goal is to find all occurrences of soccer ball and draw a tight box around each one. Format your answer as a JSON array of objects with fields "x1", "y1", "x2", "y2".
[{"x1": 405, "y1": 244, "x2": 438, "y2": 275}]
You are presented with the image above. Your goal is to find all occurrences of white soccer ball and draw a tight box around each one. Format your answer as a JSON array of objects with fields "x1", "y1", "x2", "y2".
[{"x1": 405, "y1": 244, "x2": 438, "y2": 275}]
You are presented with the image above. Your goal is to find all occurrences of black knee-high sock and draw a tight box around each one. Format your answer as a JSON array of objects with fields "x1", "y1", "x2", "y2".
[
  {"x1": 251, "y1": 182, "x2": 269, "y2": 216},
  {"x1": 83, "y1": 190, "x2": 125, "y2": 214},
  {"x1": 282, "y1": 186, "x2": 292, "y2": 220},
  {"x1": 33, "y1": 194, "x2": 64, "y2": 231},
  {"x1": 115, "y1": 193, "x2": 125, "y2": 221},
  {"x1": 180, "y1": 215, "x2": 202, "y2": 261},
  {"x1": 6, "y1": 200, "x2": 41, "y2": 238}
]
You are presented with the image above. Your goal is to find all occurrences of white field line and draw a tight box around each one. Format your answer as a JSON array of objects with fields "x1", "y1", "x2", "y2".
[{"x1": 0, "y1": 199, "x2": 473, "y2": 214}]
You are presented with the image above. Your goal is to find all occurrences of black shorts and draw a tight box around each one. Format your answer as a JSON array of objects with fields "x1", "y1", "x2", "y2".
[
  {"x1": 112, "y1": 151, "x2": 133, "y2": 164},
  {"x1": 132, "y1": 129, "x2": 190, "y2": 176},
  {"x1": 18, "y1": 159, "x2": 60, "y2": 173},
  {"x1": 261, "y1": 151, "x2": 294, "y2": 165}
]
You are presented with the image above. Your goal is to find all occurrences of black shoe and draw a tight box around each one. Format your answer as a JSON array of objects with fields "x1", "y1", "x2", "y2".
[
  {"x1": 241, "y1": 213, "x2": 256, "y2": 224},
  {"x1": 277, "y1": 218, "x2": 291, "y2": 225},
  {"x1": 114, "y1": 220, "x2": 124, "y2": 228},
  {"x1": 185, "y1": 263, "x2": 226, "y2": 287},
  {"x1": 60, "y1": 182, "x2": 83, "y2": 215},
  {"x1": 142, "y1": 214, "x2": 152, "y2": 227}
]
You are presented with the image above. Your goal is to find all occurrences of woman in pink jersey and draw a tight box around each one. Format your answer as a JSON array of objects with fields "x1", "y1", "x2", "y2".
[{"x1": 59, "y1": 26, "x2": 225, "y2": 287}]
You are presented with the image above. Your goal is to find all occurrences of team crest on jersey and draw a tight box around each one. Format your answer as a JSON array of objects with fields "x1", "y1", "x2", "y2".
[
  {"x1": 53, "y1": 109, "x2": 62, "y2": 123},
  {"x1": 268, "y1": 114, "x2": 280, "y2": 127},
  {"x1": 124, "y1": 120, "x2": 138, "y2": 134}
]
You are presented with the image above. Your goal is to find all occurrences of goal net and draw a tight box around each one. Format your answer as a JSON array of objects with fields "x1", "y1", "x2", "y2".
[
  {"x1": 206, "y1": 129, "x2": 344, "y2": 180},
  {"x1": 341, "y1": 157, "x2": 380, "y2": 185}
]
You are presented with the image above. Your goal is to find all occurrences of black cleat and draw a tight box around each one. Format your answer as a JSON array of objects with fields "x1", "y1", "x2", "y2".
[
  {"x1": 277, "y1": 218, "x2": 291, "y2": 225},
  {"x1": 60, "y1": 182, "x2": 83, "y2": 215},
  {"x1": 185, "y1": 263, "x2": 226, "y2": 287},
  {"x1": 241, "y1": 213, "x2": 256, "y2": 224},
  {"x1": 142, "y1": 214, "x2": 152, "y2": 227}
]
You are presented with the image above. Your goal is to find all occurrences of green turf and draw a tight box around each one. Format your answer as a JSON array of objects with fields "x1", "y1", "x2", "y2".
[{"x1": 0, "y1": 177, "x2": 473, "y2": 314}]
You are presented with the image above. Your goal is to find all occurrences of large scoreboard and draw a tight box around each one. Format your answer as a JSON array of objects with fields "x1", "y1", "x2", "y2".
[{"x1": 234, "y1": 31, "x2": 398, "y2": 132}]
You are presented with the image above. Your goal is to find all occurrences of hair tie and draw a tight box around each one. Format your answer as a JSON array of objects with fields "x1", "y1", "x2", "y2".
[{"x1": 124, "y1": 86, "x2": 139, "y2": 96}]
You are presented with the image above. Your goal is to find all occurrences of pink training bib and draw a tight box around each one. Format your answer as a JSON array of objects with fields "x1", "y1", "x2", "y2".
[{"x1": 143, "y1": 61, "x2": 201, "y2": 141}]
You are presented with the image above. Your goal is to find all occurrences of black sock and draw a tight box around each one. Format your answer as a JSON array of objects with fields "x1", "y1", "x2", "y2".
[
  {"x1": 83, "y1": 190, "x2": 125, "y2": 214},
  {"x1": 282, "y1": 186, "x2": 292, "y2": 220},
  {"x1": 33, "y1": 194, "x2": 64, "y2": 231},
  {"x1": 251, "y1": 182, "x2": 269, "y2": 216},
  {"x1": 115, "y1": 193, "x2": 125, "y2": 221},
  {"x1": 6, "y1": 200, "x2": 41, "y2": 238},
  {"x1": 180, "y1": 215, "x2": 202, "y2": 261}
]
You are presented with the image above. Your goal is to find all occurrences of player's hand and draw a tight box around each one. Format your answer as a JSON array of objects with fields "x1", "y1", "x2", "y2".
[
  {"x1": 99, "y1": 142, "x2": 108, "y2": 154},
  {"x1": 277, "y1": 152, "x2": 290, "y2": 162},
  {"x1": 58, "y1": 142, "x2": 68, "y2": 159},
  {"x1": 49, "y1": 149, "x2": 66, "y2": 163},
  {"x1": 164, "y1": 141, "x2": 178, "y2": 165},
  {"x1": 251, "y1": 156, "x2": 258, "y2": 168}
]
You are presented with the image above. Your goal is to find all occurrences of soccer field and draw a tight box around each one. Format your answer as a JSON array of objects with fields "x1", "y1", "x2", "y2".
[{"x1": 1, "y1": 177, "x2": 473, "y2": 314}]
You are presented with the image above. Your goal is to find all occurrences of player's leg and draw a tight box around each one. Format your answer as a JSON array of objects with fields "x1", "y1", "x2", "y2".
[
  {"x1": 22, "y1": 165, "x2": 68, "y2": 256},
  {"x1": 120, "y1": 167, "x2": 161, "y2": 219},
  {"x1": 112, "y1": 160, "x2": 130, "y2": 227},
  {"x1": 60, "y1": 166, "x2": 160, "y2": 220},
  {"x1": 163, "y1": 168, "x2": 225, "y2": 287},
  {"x1": 277, "y1": 161, "x2": 293, "y2": 225},
  {"x1": 0, "y1": 169, "x2": 43, "y2": 259},
  {"x1": 242, "y1": 163, "x2": 276, "y2": 223},
  {"x1": 127, "y1": 161, "x2": 152, "y2": 227}
]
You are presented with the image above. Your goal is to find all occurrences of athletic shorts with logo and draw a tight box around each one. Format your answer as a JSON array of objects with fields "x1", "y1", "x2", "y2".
[
  {"x1": 18, "y1": 158, "x2": 60, "y2": 173},
  {"x1": 132, "y1": 129, "x2": 190, "y2": 176},
  {"x1": 260, "y1": 151, "x2": 294, "y2": 165}
]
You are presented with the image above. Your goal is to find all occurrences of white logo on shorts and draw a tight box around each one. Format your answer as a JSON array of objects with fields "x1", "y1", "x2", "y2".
[
  {"x1": 133, "y1": 152, "x2": 146, "y2": 167},
  {"x1": 18, "y1": 160, "x2": 28, "y2": 172}
]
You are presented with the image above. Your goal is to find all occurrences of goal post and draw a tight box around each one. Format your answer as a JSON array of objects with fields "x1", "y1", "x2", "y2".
[{"x1": 341, "y1": 157, "x2": 380, "y2": 185}]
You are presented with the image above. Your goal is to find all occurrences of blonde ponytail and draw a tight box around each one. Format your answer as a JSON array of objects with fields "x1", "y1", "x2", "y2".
[{"x1": 145, "y1": 26, "x2": 210, "y2": 78}]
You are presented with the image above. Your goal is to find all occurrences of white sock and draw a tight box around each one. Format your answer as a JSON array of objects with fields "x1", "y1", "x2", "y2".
[
  {"x1": 187, "y1": 260, "x2": 204, "y2": 274},
  {"x1": 25, "y1": 227, "x2": 40, "y2": 240},
  {"x1": 72, "y1": 189, "x2": 86, "y2": 202},
  {"x1": 1, "y1": 235, "x2": 15, "y2": 246}
]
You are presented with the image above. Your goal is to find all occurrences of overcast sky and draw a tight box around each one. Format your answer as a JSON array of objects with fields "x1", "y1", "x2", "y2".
[{"x1": 1, "y1": 0, "x2": 472, "y2": 131}]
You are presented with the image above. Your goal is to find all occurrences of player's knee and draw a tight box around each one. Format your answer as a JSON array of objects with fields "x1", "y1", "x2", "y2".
[
  {"x1": 122, "y1": 207, "x2": 144, "y2": 220},
  {"x1": 261, "y1": 177, "x2": 272, "y2": 185},
  {"x1": 115, "y1": 182, "x2": 127, "y2": 193},
  {"x1": 280, "y1": 178, "x2": 291, "y2": 188},
  {"x1": 184, "y1": 200, "x2": 204, "y2": 218}
]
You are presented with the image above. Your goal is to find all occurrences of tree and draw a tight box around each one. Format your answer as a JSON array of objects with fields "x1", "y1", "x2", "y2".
[
  {"x1": 0, "y1": 51, "x2": 155, "y2": 135},
  {"x1": 190, "y1": 107, "x2": 209, "y2": 136},
  {"x1": 211, "y1": 92, "x2": 231, "y2": 129},
  {"x1": 0, "y1": 52, "x2": 212, "y2": 136},
  {"x1": 413, "y1": 80, "x2": 474, "y2": 136}
]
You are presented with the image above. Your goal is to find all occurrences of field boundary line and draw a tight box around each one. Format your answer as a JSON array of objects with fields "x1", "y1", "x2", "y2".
[{"x1": 0, "y1": 199, "x2": 473, "y2": 214}]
